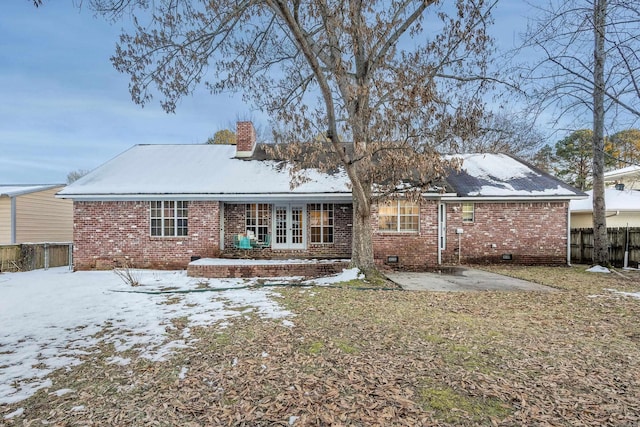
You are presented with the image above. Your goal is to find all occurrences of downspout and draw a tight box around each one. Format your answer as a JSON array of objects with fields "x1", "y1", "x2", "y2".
[
  {"x1": 566, "y1": 203, "x2": 571, "y2": 266},
  {"x1": 437, "y1": 202, "x2": 442, "y2": 265},
  {"x1": 219, "y1": 202, "x2": 225, "y2": 251},
  {"x1": 10, "y1": 196, "x2": 16, "y2": 244}
]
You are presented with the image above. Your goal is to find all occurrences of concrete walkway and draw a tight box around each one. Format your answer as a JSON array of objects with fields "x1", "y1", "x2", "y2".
[{"x1": 386, "y1": 267, "x2": 557, "y2": 292}]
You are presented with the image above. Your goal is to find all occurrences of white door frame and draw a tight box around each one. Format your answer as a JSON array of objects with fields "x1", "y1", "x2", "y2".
[{"x1": 272, "y1": 203, "x2": 306, "y2": 249}]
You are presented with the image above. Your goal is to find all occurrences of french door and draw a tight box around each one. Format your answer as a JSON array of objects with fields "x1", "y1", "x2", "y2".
[{"x1": 272, "y1": 204, "x2": 305, "y2": 249}]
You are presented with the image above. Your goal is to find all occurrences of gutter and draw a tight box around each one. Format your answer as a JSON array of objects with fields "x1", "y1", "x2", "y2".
[
  {"x1": 441, "y1": 195, "x2": 588, "y2": 202},
  {"x1": 56, "y1": 192, "x2": 354, "y2": 202}
]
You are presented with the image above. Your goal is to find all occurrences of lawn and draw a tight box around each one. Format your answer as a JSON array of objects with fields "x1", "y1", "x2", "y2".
[{"x1": 2, "y1": 265, "x2": 639, "y2": 425}]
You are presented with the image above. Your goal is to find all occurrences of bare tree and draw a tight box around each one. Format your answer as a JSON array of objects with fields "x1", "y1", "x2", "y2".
[
  {"x1": 90, "y1": 0, "x2": 496, "y2": 276},
  {"x1": 436, "y1": 112, "x2": 546, "y2": 158},
  {"x1": 66, "y1": 169, "x2": 91, "y2": 184},
  {"x1": 519, "y1": 0, "x2": 640, "y2": 265}
]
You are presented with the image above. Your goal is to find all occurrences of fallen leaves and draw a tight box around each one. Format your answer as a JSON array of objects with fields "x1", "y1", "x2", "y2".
[{"x1": 2, "y1": 266, "x2": 640, "y2": 425}]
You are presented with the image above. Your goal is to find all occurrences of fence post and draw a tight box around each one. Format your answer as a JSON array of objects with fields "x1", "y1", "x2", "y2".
[{"x1": 579, "y1": 229, "x2": 584, "y2": 264}]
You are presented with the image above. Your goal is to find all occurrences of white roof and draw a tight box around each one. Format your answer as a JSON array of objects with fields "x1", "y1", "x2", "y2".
[
  {"x1": 604, "y1": 165, "x2": 640, "y2": 180},
  {"x1": 0, "y1": 185, "x2": 63, "y2": 198},
  {"x1": 59, "y1": 146, "x2": 585, "y2": 201},
  {"x1": 570, "y1": 188, "x2": 640, "y2": 212},
  {"x1": 58, "y1": 144, "x2": 351, "y2": 201}
]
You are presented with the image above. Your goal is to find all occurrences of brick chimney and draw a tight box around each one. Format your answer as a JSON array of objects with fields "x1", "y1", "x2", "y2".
[{"x1": 236, "y1": 121, "x2": 256, "y2": 158}]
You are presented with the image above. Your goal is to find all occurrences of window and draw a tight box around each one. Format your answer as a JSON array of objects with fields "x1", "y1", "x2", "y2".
[
  {"x1": 462, "y1": 202, "x2": 474, "y2": 223},
  {"x1": 246, "y1": 203, "x2": 270, "y2": 241},
  {"x1": 378, "y1": 201, "x2": 419, "y2": 232},
  {"x1": 310, "y1": 203, "x2": 334, "y2": 243},
  {"x1": 150, "y1": 201, "x2": 188, "y2": 236}
]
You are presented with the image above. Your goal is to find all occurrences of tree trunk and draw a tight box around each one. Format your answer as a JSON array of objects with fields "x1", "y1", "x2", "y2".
[
  {"x1": 592, "y1": 0, "x2": 609, "y2": 266},
  {"x1": 350, "y1": 185, "x2": 377, "y2": 278}
]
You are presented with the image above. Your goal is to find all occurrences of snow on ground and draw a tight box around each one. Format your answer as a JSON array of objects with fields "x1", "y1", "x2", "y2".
[
  {"x1": 306, "y1": 267, "x2": 364, "y2": 285},
  {"x1": 0, "y1": 267, "x2": 300, "y2": 405},
  {"x1": 586, "y1": 265, "x2": 611, "y2": 273},
  {"x1": 0, "y1": 266, "x2": 360, "y2": 406}
]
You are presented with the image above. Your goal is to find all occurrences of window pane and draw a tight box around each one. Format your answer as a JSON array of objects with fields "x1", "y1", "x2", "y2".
[
  {"x1": 379, "y1": 216, "x2": 397, "y2": 231},
  {"x1": 310, "y1": 227, "x2": 321, "y2": 243},
  {"x1": 150, "y1": 201, "x2": 188, "y2": 237},
  {"x1": 462, "y1": 203, "x2": 474, "y2": 222}
]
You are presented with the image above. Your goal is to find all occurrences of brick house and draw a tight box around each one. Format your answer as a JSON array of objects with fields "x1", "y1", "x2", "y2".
[{"x1": 58, "y1": 122, "x2": 585, "y2": 273}]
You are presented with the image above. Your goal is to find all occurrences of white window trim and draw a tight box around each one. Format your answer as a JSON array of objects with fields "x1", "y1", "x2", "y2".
[
  {"x1": 378, "y1": 200, "x2": 420, "y2": 233},
  {"x1": 462, "y1": 202, "x2": 474, "y2": 223},
  {"x1": 150, "y1": 201, "x2": 188, "y2": 237},
  {"x1": 310, "y1": 203, "x2": 334, "y2": 244}
]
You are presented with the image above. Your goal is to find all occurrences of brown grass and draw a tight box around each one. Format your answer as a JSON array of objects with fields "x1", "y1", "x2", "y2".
[{"x1": 2, "y1": 266, "x2": 640, "y2": 426}]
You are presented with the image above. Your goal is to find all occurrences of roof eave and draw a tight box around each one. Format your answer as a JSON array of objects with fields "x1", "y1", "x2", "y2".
[
  {"x1": 441, "y1": 195, "x2": 588, "y2": 202},
  {"x1": 56, "y1": 192, "x2": 354, "y2": 202}
]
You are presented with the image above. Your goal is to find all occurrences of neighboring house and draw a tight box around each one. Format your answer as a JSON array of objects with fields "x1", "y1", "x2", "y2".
[
  {"x1": 570, "y1": 187, "x2": 640, "y2": 228},
  {"x1": 604, "y1": 165, "x2": 640, "y2": 190},
  {"x1": 0, "y1": 185, "x2": 73, "y2": 245},
  {"x1": 58, "y1": 122, "x2": 586, "y2": 271}
]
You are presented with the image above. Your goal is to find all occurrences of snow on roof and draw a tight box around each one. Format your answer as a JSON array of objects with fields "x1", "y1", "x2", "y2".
[
  {"x1": 446, "y1": 153, "x2": 584, "y2": 198},
  {"x1": 58, "y1": 144, "x2": 351, "y2": 199},
  {"x1": 0, "y1": 184, "x2": 63, "y2": 197},
  {"x1": 570, "y1": 188, "x2": 640, "y2": 212},
  {"x1": 58, "y1": 146, "x2": 584, "y2": 200},
  {"x1": 603, "y1": 165, "x2": 640, "y2": 180}
]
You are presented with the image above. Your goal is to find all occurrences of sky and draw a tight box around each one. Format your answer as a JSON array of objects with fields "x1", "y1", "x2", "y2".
[{"x1": 0, "y1": 1, "x2": 531, "y2": 184}]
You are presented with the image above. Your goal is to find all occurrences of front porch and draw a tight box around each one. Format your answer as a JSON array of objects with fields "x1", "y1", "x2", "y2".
[{"x1": 187, "y1": 257, "x2": 351, "y2": 278}]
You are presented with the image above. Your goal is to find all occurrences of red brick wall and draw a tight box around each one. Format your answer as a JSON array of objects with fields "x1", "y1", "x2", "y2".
[
  {"x1": 372, "y1": 200, "x2": 439, "y2": 270},
  {"x1": 73, "y1": 201, "x2": 220, "y2": 270},
  {"x1": 222, "y1": 203, "x2": 351, "y2": 259},
  {"x1": 441, "y1": 201, "x2": 568, "y2": 265},
  {"x1": 73, "y1": 199, "x2": 569, "y2": 271}
]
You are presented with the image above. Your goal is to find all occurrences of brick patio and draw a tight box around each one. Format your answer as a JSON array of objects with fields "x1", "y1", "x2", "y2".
[{"x1": 187, "y1": 258, "x2": 351, "y2": 279}]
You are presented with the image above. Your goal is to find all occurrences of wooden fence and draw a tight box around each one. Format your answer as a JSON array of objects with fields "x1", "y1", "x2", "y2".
[
  {"x1": 0, "y1": 243, "x2": 72, "y2": 272},
  {"x1": 571, "y1": 228, "x2": 640, "y2": 267}
]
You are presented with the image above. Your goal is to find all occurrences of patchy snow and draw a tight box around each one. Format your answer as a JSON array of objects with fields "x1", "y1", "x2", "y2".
[
  {"x1": 470, "y1": 184, "x2": 577, "y2": 197},
  {"x1": 586, "y1": 265, "x2": 611, "y2": 273},
  {"x1": 3, "y1": 407, "x2": 24, "y2": 419},
  {"x1": 306, "y1": 267, "x2": 363, "y2": 285},
  {"x1": 178, "y1": 366, "x2": 189, "y2": 380},
  {"x1": 606, "y1": 289, "x2": 640, "y2": 299},
  {"x1": 445, "y1": 153, "x2": 582, "y2": 197},
  {"x1": 454, "y1": 153, "x2": 538, "y2": 181},
  {"x1": 615, "y1": 291, "x2": 640, "y2": 299},
  {"x1": 50, "y1": 388, "x2": 74, "y2": 397},
  {"x1": 0, "y1": 267, "x2": 292, "y2": 405},
  {"x1": 570, "y1": 188, "x2": 640, "y2": 212}
]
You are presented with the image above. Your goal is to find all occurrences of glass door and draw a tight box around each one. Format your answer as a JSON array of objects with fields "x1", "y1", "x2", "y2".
[{"x1": 273, "y1": 204, "x2": 305, "y2": 249}]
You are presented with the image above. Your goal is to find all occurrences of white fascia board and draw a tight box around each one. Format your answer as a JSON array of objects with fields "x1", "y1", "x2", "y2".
[
  {"x1": 421, "y1": 192, "x2": 457, "y2": 198},
  {"x1": 57, "y1": 192, "x2": 353, "y2": 203}
]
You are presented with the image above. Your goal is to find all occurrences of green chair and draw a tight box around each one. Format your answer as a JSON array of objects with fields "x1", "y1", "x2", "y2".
[{"x1": 255, "y1": 234, "x2": 271, "y2": 249}]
